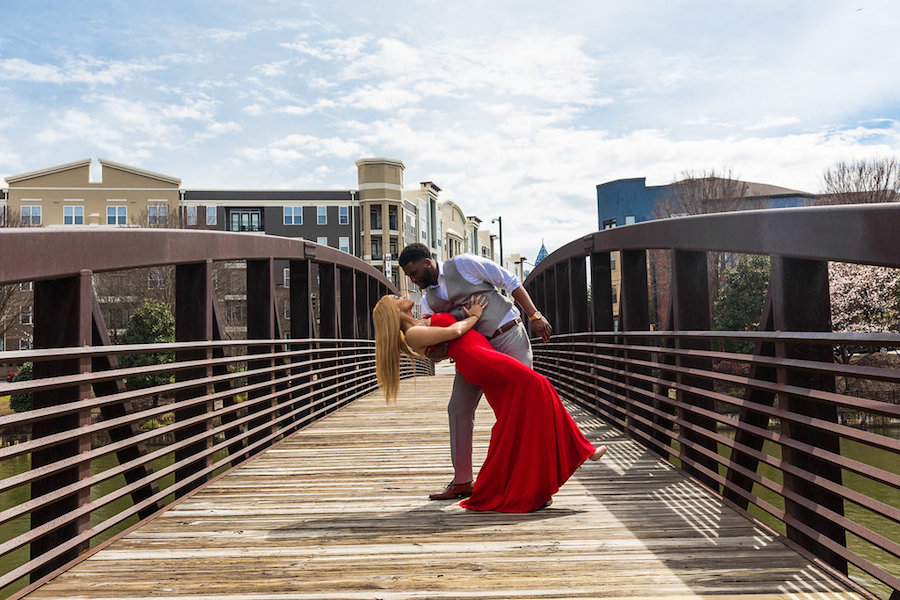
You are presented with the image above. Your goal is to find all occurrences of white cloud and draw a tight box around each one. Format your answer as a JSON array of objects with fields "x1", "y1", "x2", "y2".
[{"x1": 0, "y1": 57, "x2": 164, "y2": 85}]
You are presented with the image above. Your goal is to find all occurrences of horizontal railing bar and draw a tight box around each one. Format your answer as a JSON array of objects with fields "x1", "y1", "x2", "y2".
[
  {"x1": 557, "y1": 339, "x2": 900, "y2": 386},
  {"x1": 548, "y1": 350, "x2": 900, "y2": 449},
  {"x1": 0, "y1": 343, "x2": 374, "y2": 403},
  {"x1": 551, "y1": 328, "x2": 900, "y2": 345},
  {"x1": 0, "y1": 337, "x2": 373, "y2": 364},
  {"x1": 0, "y1": 359, "x2": 375, "y2": 471},
  {"x1": 541, "y1": 346, "x2": 900, "y2": 419},
  {"x1": 0, "y1": 349, "x2": 374, "y2": 432}
]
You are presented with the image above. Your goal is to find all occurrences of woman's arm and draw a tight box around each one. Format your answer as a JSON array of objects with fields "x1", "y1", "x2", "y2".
[{"x1": 405, "y1": 294, "x2": 486, "y2": 353}]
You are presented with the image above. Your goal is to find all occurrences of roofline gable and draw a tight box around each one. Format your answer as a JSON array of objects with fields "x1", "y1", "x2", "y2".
[
  {"x1": 5, "y1": 158, "x2": 93, "y2": 184},
  {"x1": 98, "y1": 158, "x2": 182, "y2": 186}
]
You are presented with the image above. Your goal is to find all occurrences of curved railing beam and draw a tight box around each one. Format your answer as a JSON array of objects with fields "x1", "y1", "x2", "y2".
[
  {"x1": 526, "y1": 203, "x2": 900, "y2": 283},
  {"x1": 0, "y1": 228, "x2": 390, "y2": 285}
]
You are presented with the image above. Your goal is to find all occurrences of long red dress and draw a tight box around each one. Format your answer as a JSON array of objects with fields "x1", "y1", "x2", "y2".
[{"x1": 429, "y1": 313, "x2": 596, "y2": 512}]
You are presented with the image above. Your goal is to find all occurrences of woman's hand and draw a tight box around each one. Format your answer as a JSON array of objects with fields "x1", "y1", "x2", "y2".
[{"x1": 462, "y1": 294, "x2": 488, "y2": 319}]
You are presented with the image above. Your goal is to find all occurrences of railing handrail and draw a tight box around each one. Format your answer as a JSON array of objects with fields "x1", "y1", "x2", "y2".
[
  {"x1": 526, "y1": 203, "x2": 900, "y2": 284},
  {"x1": 0, "y1": 227, "x2": 388, "y2": 284}
]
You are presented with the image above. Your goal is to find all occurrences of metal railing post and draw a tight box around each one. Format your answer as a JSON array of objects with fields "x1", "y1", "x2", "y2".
[
  {"x1": 174, "y1": 261, "x2": 215, "y2": 497},
  {"x1": 30, "y1": 270, "x2": 93, "y2": 581},
  {"x1": 770, "y1": 255, "x2": 847, "y2": 574},
  {"x1": 671, "y1": 249, "x2": 718, "y2": 488}
]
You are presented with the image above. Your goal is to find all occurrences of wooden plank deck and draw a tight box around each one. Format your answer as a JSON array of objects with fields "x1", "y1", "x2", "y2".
[{"x1": 29, "y1": 375, "x2": 864, "y2": 599}]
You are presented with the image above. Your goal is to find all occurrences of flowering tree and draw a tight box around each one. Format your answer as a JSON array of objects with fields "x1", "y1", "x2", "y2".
[{"x1": 829, "y1": 262, "x2": 900, "y2": 362}]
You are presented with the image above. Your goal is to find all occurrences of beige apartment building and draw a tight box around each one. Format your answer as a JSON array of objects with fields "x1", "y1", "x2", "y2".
[
  {"x1": 356, "y1": 157, "x2": 408, "y2": 293},
  {"x1": 440, "y1": 200, "x2": 466, "y2": 259},
  {"x1": 3, "y1": 158, "x2": 181, "y2": 227}
]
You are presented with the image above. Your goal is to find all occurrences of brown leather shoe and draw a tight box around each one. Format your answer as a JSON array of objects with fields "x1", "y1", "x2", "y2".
[{"x1": 428, "y1": 481, "x2": 473, "y2": 500}]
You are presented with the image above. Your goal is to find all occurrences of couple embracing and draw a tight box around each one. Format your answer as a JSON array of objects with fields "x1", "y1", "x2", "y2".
[{"x1": 373, "y1": 243, "x2": 606, "y2": 513}]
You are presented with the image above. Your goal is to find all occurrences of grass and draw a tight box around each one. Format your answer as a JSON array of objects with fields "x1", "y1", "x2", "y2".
[{"x1": 0, "y1": 395, "x2": 12, "y2": 417}]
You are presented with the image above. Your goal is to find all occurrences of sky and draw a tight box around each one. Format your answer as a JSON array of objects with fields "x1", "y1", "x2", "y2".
[{"x1": 1, "y1": 1, "x2": 899, "y2": 263}]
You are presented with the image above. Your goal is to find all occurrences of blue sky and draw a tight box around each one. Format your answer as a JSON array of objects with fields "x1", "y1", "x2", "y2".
[{"x1": 1, "y1": 0, "x2": 899, "y2": 261}]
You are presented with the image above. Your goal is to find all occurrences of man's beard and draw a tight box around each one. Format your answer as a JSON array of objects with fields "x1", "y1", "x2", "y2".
[{"x1": 420, "y1": 267, "x2": 436, "y2": 288}]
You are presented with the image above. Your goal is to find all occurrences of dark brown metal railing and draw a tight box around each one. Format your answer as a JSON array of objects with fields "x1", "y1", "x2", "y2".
[
  {"x1": 525, "y1": 203, "x2": 900, "y2": 600},
  {"x1": 0, "y1": 229, "x2": 432, "y2": 599}
]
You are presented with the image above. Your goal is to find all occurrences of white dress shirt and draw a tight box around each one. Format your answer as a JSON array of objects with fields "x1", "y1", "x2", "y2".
[{"x1": 421, "y1": 253, "x2": 522, "y2": 325}]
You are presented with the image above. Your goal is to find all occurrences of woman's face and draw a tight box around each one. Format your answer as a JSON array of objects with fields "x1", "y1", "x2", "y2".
[{"x1": 390, "y1": 295, "x2": 414, "y2": 314}]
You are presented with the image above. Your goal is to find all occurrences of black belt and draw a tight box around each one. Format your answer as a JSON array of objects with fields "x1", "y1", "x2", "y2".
[{"x1": 489, "y1": 317, "x2": 522, "y2": 339}]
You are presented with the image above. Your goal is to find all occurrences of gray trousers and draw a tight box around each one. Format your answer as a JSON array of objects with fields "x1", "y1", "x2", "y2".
[{"x1": 449, "y1": 321, "x2": 533, "y2": 483}]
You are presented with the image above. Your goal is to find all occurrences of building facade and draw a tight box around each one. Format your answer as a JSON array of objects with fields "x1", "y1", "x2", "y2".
[
  {"x1": 4, "y1": 158, "x2": 181, "y2": 228},
  {"x1": 356, "y1": 157, "x2": 408, "y2": 294}
]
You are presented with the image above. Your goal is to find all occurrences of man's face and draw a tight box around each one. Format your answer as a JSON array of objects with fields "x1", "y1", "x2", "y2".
[{"x1": 402, "y1": 258, "x2": 436, "y2": 289}]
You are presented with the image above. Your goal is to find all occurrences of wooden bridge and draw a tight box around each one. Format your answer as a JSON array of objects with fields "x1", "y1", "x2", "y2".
[
  {"x1": 27, "y1": 375, "x2": 862, "y2": 599},
  {"x1": 2, "y1": 206, "x2": 899, "y2": 599}
]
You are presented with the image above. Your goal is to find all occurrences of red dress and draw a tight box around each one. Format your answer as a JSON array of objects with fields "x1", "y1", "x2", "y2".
[{"x1": 429, "y1": 313, "x2": 596, "y2": 512}]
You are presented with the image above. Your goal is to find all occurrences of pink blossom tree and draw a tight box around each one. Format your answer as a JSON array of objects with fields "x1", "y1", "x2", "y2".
[{"x1": 829, "y1": 262, "x2": 900, "y2": 362}]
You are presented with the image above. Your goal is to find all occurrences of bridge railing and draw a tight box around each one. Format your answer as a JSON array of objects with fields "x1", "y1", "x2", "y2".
[
  {"x1": 0, "y1": 228, "x2": 432, "y2": 598},
  {"x1": 525, "y1": 203, "x2": 900, "y2": 599}
]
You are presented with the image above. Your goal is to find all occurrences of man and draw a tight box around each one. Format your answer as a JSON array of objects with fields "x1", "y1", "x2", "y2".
[{"x1": 398, "y1": 243, "x2": 552, "y2": 500}]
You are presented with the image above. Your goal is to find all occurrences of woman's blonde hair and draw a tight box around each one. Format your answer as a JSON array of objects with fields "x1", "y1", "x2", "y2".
[{"x1": 373, "y1": 295, "x2": 424, "y2": 404}]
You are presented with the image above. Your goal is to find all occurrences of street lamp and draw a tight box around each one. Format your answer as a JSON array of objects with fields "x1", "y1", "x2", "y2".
[{"x1": 491, "y1": 216, "x2": 503, "y2": 267}]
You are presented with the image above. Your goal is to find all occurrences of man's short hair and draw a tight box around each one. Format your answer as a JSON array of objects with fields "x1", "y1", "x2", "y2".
[{"x1": 398, "y1": 243, "x2": 431, "y2": 267}]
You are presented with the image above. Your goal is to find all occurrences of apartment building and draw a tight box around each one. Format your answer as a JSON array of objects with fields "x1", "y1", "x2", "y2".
[{"x1": 3, "y1": 158, "x2": 181, "y2": 228}]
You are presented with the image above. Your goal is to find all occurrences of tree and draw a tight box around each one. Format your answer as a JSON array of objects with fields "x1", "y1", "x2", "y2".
[
  {"x1": 652, "y1": 168, "x2": 773, "y2": 219},
  {"x1": 829, "y1": 262, "x2": 900, "y2": 363},
  {"x1": 713, "y1": 255, "x2": 770, "y2": 354},
  {"x1": 817, "y1": 156, "x2": 900, "y2": 205},
  {"x1": 9, "y1": 361, "x2": 33, "y2": 412},
  {"x1": 118, "y1": 300, "x2": 176, "y2": 402}
]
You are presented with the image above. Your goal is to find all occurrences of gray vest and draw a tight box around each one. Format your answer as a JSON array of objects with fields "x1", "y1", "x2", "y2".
[{"x1": 425, "y1": 257, "x2": 514, "y2": 337}]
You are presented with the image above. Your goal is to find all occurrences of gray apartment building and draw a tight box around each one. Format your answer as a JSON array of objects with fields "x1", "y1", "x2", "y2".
[{"x1": 181, "y1": 189, "x2": 361, "y2": 284}]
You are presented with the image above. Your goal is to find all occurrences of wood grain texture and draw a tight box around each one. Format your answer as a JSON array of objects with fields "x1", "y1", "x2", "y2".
[{"x1": 29, "y1": 375, "x2": 864, "y2": 599}]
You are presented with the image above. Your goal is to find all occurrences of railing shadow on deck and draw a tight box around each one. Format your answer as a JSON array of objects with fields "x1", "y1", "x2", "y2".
[
  {"x1": 524, "y1": 203, "x2": 900, "y2": 600},
  {"x1": 0, "y1": 228, "x2": 432, "y2": 599}
]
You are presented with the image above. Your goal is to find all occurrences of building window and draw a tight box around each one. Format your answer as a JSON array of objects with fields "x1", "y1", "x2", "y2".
[
  {"x1": 369, "y1": 206, "x2": 381, "y2": 230},
  {"x1": 20, "y1": 205, "x2": 41, "y2": 226},
  {"x1": 20, "y1": 305, "x2": 32, "y2": 325},
  {"x1": 283, "y1": 268, "x2": 290, "y2": 288},
  {"x1": 388, "y1": 206, "x2": 398, "y2": 231},
  {"x1": 624, "y1": 215, "x2": 636, "y2": 225},
  {"x1": 339, "y1": 236, "x2": 350, "y2": 253},
  {"x1": 610, "y1": 253, "x2": 616, "y2": 270},
  {"x1": 19, "y1": 281, "x2": 33, "y2": 291},
  {"x1": 317, "y1": 236, "x2": 328, "y2": 246},
  {"x1": 371, "y1": 237, "x2": 382, "y2": 259},
  {"x1": 185, "y1": 206, "x2": 198, "y2": 226},
  {"x1": 64, "y1": 205, "x2": 84, "y2": 225},
  {"x1": 108, "y1": 205, "x2": 128, "y2": 225},
  {"x1": 229, "y1": 209, "x2": 262, "y2": 232},
  {"x1": 284, "y1": 206, "x2": 302, "y2": 225},
  {"x1": 602, "y1": 218, "x2": 616, "y2": 229},
  {"x1": 206, "y1": 206, "x2": 217, "y2": 226},
  {"x1": 283, "y1": 300, "x2": 290, "y2": 319},
  {"x1": 317, "y1": 206, "x2": 327, "y2": 225},
  {"x1": 339, "y1": 206, "x2": 349, "y2": 225},
  {"x1": 611, "y1": 284, "x2": 618, "y2": 305},
  {"x1": 19, "y1": 338, "x2": 32, "y2": 351},
  {"x1": 148, "y1": 204, "x2": 168, "y2": 226},
  {"x1": 389, "y1": 237, "x2": 398, "y2": 258}
]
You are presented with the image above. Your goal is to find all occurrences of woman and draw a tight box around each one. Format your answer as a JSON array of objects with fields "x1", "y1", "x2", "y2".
[{"x1": 373, "y1": 293, "x2": 606, "y2": 513}]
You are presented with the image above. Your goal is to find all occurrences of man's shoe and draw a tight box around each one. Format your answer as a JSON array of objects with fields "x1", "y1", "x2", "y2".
[{"x1": 428, "y1": 480, "x2": 473, "y2": 500}]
